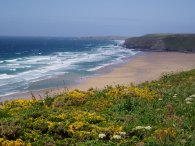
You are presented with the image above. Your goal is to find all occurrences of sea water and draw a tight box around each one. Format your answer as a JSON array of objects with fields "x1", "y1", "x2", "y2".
[{"x1": 0, "y1": 37, "x2": 139, "y2": 96}]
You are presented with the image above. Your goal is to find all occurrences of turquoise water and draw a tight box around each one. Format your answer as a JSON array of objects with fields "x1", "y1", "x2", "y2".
[{"x1": 0, "y1": 37, "x2": 139, "y2": 96}]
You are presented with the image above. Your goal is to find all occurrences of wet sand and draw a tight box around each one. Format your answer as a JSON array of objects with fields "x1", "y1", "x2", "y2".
[
  {"x1": 1, "y1": 52, "x2": 195, "y2": 102},
  {"x1": 72, "y1": 52, "x2": 195, "y2": 90}
]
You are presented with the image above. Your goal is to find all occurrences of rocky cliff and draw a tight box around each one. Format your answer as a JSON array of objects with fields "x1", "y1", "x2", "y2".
[{"x1": 124, "y1": 34, "x2": 195, "y2": 52}]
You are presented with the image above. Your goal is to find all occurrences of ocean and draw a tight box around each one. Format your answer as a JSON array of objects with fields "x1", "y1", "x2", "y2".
[{"x1": 0, "y1": 37, "x2": 139, "y2": 96}]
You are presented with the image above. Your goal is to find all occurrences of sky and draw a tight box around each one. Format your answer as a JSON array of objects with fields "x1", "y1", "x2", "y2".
[{"x1": 0, "y1": 0, "x2": 195, "y2": 37}]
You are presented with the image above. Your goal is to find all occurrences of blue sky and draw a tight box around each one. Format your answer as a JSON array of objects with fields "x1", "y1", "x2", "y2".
[{"x1": 0, "y1": 0, "x2": 195, "y2": 37}]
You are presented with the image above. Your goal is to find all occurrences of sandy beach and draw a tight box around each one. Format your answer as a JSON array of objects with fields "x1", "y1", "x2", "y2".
[
  {"x1": 72, "y1": 52, "x2": 195, "y2": 90},
  {"x1": 1, "y1": 52, "x2": 195, "y2": 101}
]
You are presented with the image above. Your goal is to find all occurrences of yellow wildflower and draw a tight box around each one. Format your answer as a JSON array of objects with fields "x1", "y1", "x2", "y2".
[
  {"x1": 2, "y1": 99, "x2": 36, "y2": 110},
  {"x1": 47, "y1": 121, "x2": 54, "y2": 129},
  {"x1": 68, "y1": 121, "x2": 84, "y2": 134},
  {"x1": 56, "y1": 113, "x2": 67, "y2": 120},
  {"x1": 127, "y1": 87, "x2": 158, "y2": 100}
]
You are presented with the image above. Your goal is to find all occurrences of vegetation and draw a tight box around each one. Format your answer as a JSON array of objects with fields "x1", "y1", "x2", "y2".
[
  {"x1": 124, "y1": 34, "x2": 195, "y2": 52},
  {"x1": 0, "y1": 69, "x2": 195, "y2": 145}
]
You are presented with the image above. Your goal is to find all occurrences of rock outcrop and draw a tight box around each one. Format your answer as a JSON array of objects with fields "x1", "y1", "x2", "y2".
[{"x1": 124, "y1": 34, "x2": 195, "y2": 52}]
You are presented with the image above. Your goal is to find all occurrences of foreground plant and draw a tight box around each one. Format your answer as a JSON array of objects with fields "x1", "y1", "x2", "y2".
[{"x1": 0, "y1": 69, "x2": 194, "y2": 145}]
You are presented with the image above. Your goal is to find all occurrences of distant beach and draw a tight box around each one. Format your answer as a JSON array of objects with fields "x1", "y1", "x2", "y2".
[
  {"x1": 0, "y1": 37, "x2": 138, "y2": 99},
  {"x1": 1, "y1": 51, "x2": 195, "y2": 102},
  {"x1": 72, "y1": 52, "x2": 195, "y2": 90}
]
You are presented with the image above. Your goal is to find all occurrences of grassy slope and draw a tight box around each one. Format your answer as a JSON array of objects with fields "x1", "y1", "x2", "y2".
[
  {"x1": 124, "y1": 34, "x2": 195, "y2": 52},
  {"x1": 163, "y1": 35, "x2": 195, "y2": 52},
  {"x1": 0, "y1": 70, "x2": 195, "y2": 145}
]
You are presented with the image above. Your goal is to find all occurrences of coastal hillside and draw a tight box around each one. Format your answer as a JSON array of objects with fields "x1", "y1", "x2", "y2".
[
  {"x1": 0, "y1": 69, "x2": 195, "y2": 145},
  {"x1": 124, "y1": 34, "x2": 195, "y2": 52}
]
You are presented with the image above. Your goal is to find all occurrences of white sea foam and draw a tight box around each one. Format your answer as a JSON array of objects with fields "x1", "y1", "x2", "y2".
[
  {"x1": 0, "y1": 74, "x2": 15, "y2": 79},
  {"x1": 87, "y1": 66, "x2": 105, "y2": 72},
  {"x1": 9, "y1": 68, "x2": 17, "y2": 71},
  {"x1": 87, "y1": 63, "x2": 114, "y2": 72},
  {"x1": 5, "y1": 59, "x2": 18, "y2": 63},
  {"x1": 0, "y1": 40, "x2": 139, "y2": 96},
  {"x1": 7, "y1": 63, "x2": 20, "y2": 66}
]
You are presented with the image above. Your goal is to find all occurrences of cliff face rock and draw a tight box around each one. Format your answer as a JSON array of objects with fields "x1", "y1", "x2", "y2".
[{"x1": 124, "y1": 34, "x2": 195, "y2": 52}]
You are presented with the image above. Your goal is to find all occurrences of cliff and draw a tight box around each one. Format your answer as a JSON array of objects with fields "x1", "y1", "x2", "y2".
[{"x1": 124, "y1": 34, "x2": 195, "y2": 52}]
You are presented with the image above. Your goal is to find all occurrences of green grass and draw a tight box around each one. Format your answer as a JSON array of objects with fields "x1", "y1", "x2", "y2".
[
  {"x1": 164, "y1": 36, "x2": 195, "y2": 51},
  {"x1": 0, "y1": 69, "x2": 195, "y2": 145}
]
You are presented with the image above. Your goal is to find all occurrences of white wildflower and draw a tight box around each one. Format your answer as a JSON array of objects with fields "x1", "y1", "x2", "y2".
[
  {"x1": 118, "y1": 132, "x2": 126, "y2": 136},
  {"x1": 134, "y1": 126, "x2": 152, "y2": 130},
  {"x1": 186, "y1": 101, "x2": 192, "y2": 104},
  {"x1": 145, "y1": 126, "x2": 152, "y2": 130},
  {"x1": 173, "y1": 95, "x2": 177, "y2": 98},
  {"x1": 113, "y1": 135, "x2": 122, "y2": 139},
  {"x1": 158, "y1": 98, "x2": 163, "y2": 101},
  {"x1": 135, "y1": 126, "x2": 145, "y2": 130},
  {"x1": 98, "y1": 133, "x2": 106, "y2": 139},
  {"x1": 189, "y1": 94, "x2": 195, "y2": 98},
  {"x1": 185, "y1": 97, "x2": 193, "y2": 102}
]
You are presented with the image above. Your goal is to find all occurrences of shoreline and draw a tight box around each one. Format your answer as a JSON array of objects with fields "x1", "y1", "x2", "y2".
[
  {"x1": 72, "y1": 52, "x2": 195, "y2": 91},
  {"x1": 0, "y1": 52, "x2": 142, "y2": 102},
  {"x1": 1, "y1": 52, "x2": 195, "y2": 102}
]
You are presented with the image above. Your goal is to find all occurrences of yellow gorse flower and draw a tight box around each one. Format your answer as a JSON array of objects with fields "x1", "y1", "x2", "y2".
[
  {"x1": 56, "y1": 113, "x2": 67, "y2": 120},
  {"x1": 68, "y1": 89, "x2": 86, "y2": 99},
  {"x1": 2, "y1": 99, "x2": 36, "y2": 110},
  {"x1": 47, "y1": 121, "x2": 54, "y2": 129},
  {"x1": 72, "y1": 111, "x2": 105, "y2": 122},
  {"x1": 127, "y1": 87, "x2": 158, "y2": 100},
  {"x1": 0, "y1": 138, "x2": 27, "y2": 146},
  {"x1": 68, "y1": 121, "x2": 85, "y2": 134}
]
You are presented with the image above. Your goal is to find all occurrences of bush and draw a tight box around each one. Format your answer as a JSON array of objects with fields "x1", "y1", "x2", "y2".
[{"x1": 0, "y1": 70, "x2": 194, "y2": 145}]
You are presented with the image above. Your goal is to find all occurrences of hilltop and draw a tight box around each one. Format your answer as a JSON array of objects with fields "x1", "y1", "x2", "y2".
[{"x1": 124, "y1": 34, "x2": 195, "y2": 52}]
